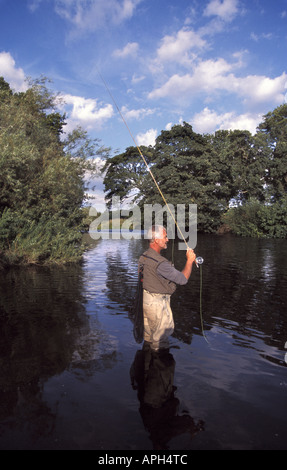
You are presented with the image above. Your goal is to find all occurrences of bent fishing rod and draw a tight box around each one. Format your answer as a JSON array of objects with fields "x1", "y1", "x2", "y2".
[{"x1": 98, "y1": 72, "x2": 204, "y2": 266}]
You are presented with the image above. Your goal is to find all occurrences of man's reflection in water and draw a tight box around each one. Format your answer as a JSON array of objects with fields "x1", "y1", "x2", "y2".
[{"x1": 130, "y1": 342, "x2": 204, "y2": 450}]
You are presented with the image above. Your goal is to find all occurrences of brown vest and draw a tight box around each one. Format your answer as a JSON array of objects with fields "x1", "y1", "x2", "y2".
[{"x1": 139, "y1": 248, "x2": 176, "y2": 295}]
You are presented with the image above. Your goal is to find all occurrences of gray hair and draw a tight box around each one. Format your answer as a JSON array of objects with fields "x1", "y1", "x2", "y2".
[{"x1": 147, "y1": 225, "x2": 166, "y2": 241}]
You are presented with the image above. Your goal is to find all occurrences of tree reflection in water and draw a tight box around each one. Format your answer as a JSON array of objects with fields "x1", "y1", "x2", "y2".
[{"x1": 0, "y1": 264, "x2": 88, "y2": 447}]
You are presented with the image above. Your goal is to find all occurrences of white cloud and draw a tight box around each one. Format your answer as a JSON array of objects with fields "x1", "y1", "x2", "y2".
[
  {"x1": 203, "y1": 0, "x2": 239, "y2": 22},
  {"x1": 156, "y1": 28, "x2": 207, "y2": 64},
  {"x1": 237, "y1": 73, "x2": 287, "y2": 105},
  {"x1": 113, "y1": 42, "x2": 139, "y2": 58},
  {"x1": 148, "y1": 25, "x2": 211, "y2": 75},
  {"x1": 0, "y1": 52, "x2": 27, "y2": 92},
  {"x1": 192, "y1": 107, "x2": 262, "y2": 134},
  {"x1": 120, "y1": 105, "x2": 155, "y2": 121},
  {"x1": 131, "y1": 74, "x2": 145, "y2": 84},
  {"x1": 54, "y1": 0, "x2": 142, "y2": 32},
  {"x1": 226, "y1": 112, "x2": 262, "y2": 133},
  {"x1": 192, "y1": 108, "x2": 232, "y2": 133},
  {"x1": 251, "y1": 32, "x2": 273, "y2": 42},
  {"x1": 136, "y1": 128, "x2": 157, "y2": 147},
  {"x1": 62, "y1": 94, "x2": 114, "y2": 130},
  {"x1": 148, "y1": 57, "x2": 233, "y2": 99},
  {"x1": 28, "y1": 0, "x2": 44, "y2": 12},
  {"x1": 148, "y1": 57, "x2": 287, "y2": 107}
]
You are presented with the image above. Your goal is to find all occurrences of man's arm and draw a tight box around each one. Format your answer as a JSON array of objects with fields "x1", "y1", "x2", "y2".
[
  {"x1": 156, "y1": 249, "x2": 196, "y2": 285},
  {"x1": 157, "y1": 262, "x2": 188, "y2": 285}
]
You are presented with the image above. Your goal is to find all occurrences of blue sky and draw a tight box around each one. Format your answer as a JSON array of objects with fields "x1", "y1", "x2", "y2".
[{"x1": 0, "y1": 0, "x2": 287, "y2": 208}]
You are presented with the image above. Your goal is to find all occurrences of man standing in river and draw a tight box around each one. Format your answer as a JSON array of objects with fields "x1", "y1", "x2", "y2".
[{"x1": 138, "y1": 225, "x2": 196, "y2": 350}]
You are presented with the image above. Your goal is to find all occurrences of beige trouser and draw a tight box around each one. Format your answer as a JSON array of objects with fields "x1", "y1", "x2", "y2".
[{"x1": 143, "y1": 289, "x2": 174, "y2": 350}]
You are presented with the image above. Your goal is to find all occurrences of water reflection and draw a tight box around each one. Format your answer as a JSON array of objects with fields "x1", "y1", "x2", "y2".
[
  {"x1": 130, "y1": 343, "x2": 204, "y2": 449},
  {"x1": 0, "y1": 265, "x2": 83, "y2": 446},
  {"x1": 0, "y1": 263, "x2": 118, "y2": 448},
  {"x1": 172, "y1": 235, "x2": 287, "y2": 352},
  {"x1": 104, "y1": 238, "x2": 143, "y2": 312},
  {"x1": 0, "y1": 265, "x2": 86, "y2": 383}
]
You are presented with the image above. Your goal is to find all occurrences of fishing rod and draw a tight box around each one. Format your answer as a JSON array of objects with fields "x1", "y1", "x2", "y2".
[
  {"x1": 98, "y1": 72, "x2": 203, "y2": 262},
  {"x1": 98, "y1": 73, "x2": 189, "y2": 242}
]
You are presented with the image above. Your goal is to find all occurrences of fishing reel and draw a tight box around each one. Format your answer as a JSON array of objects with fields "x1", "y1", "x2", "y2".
[{"x1": 195, "y1": 256, "x2": 204, "y2": 267}]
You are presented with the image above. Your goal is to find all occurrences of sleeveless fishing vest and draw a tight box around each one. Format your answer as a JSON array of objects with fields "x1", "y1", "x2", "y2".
[{"x1": 139, "y1": 248, "x2": 177, "y2": 295}]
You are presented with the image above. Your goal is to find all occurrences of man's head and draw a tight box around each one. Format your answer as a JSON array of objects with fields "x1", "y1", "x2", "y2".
[{"x1": 147, "y1": 225, "x2": 168, "y2": 252}]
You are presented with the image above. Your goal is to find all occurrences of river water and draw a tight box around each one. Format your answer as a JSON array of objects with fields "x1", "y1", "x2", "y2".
[{"x1": 0, "y1": 233, "x2": 286, "y2": 450}]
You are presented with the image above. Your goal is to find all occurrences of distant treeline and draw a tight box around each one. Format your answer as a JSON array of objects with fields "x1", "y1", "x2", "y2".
[
  {"x1": 0, "y1": 77, "x2": 110, "y2": 265},
  {"x1": 103, "y1": 106, "x2": 287, "y2": 238}
]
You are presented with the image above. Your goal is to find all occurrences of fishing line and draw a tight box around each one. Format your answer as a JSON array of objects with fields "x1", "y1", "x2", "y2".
[
  {"x1": 98, "y1": 72, "x2": 208, "y2": 341},
  {"x1": 199, "y1": 264, "x2": 208, "y2": 344},
  {"x1": 171, "y1": 237, "x2": 175, "y2": 265}
]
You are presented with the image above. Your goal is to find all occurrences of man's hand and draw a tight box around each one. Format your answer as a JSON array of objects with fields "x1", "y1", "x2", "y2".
[
  {"x1": 182, "y1": 248, "x2": 196, "y2": 280},
  {"x1": 186, "y1": 248, "x2": 196, "y2": 264}
]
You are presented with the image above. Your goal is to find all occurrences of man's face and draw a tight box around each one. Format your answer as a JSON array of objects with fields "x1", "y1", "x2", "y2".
[{"x1": 155, "y1": 229, "x2": 169, "y2": 250}]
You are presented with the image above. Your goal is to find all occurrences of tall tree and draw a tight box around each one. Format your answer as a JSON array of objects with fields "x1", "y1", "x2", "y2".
[
  {"x1": 102, "y1": 145, "x2": 153, "y2": 208},
  {"x1": 149, "y1": 123, "x2": 224, "y2": 232},
  {"x1": 209, "y1": 129, "x2": 266, "y2": 205},
  {"x1": 0, "y1": 77, "x2": 109, "y2": 264},
  {"x1": 256, "y1": 104, "x2": 287, "y2": 201}
]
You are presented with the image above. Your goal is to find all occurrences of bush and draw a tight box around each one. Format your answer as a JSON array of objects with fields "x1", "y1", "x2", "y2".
[
  {"x1": 0, "y1": 209, "x2": 85, "y2": 265},
  {"x1": 223, "y1": 199, "x2": 287, "y2": 238}
]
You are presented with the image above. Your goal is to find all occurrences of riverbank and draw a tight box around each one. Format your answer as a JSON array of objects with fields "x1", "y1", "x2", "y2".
[{"x1": 0, "y1": 241, "x2": 85, "y2": 269}]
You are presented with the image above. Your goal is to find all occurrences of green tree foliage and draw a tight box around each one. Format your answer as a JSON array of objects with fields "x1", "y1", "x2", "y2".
[
  {"x1": 223, "y1": 105, "x2": 287, "y2": 238},
  {"x1": 208, "y1": 129, "x2": 267, "y2": 204},
  {"x1": 223, "y1": 198, "x2": 287, "y2": 238},
  {"x1": 102, "y1": 145, "x2": 153, "y2": 208},
  {"x1": 147, "y1": 123, "x2": 225, "y2": 232},
  {"x1": 0, "y1": 77, "x2": 109, "y2": 264},
  {"x1": 256, "y1": 104, "x2": 287, "y2": 201}
]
